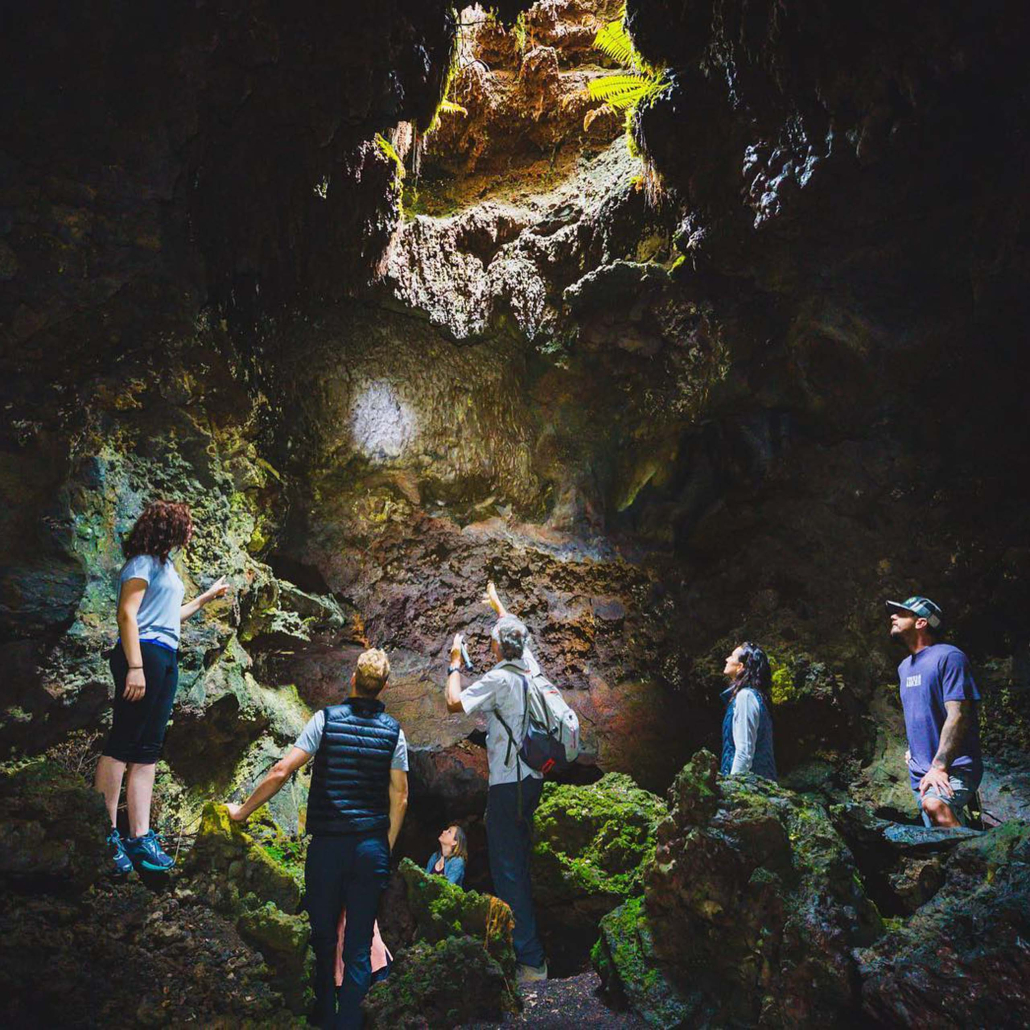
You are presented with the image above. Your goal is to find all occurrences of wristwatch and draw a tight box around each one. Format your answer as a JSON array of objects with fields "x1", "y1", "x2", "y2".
[{"x1": 448, "y1": 664, "x2": 461, "y2": 675}]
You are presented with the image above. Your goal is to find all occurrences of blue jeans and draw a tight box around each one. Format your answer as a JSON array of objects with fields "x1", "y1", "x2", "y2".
[
  {"x1": 305, "y1": 832, "x2": 390, "y2": 1029},
  {"x1": 486, "y1": 779, "x2": 546, "y2": 967}
]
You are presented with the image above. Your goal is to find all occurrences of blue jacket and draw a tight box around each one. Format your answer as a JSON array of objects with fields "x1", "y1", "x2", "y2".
[
  {"x1": 720, "y1": 686, "x2": 777, "y2": 781},
  {"x1": 307, "y1": 698, "x2": 400, "y2": 836},
  {"x1": 426, "y1": 852, "x2": 466, "y2": 888}
]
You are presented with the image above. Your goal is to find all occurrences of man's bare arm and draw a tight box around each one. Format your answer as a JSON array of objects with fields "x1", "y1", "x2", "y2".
[
  {"x1": 446, "y1": 583, "x2": 508, "y2": 714},
  {"x1": 388, "y1": 769, "x2": 409, "y2": 850},
  {"x1": 446, "y1": 633, "x2": 465, "y2": 713},
  {"x1": 227, "y1": 747, "x2": 311, "y2": 821},
  {"x1": 931, "y1": 699, "x2": 973, "y2": 770},
  {"x1": 484, "y1": 581, "x2": 507, "y2": 618}
]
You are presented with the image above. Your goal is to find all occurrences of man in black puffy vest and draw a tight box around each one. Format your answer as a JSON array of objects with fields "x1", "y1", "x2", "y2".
[{"x1": 227, "y1": 648, "x2": 409, "y2": 1028}]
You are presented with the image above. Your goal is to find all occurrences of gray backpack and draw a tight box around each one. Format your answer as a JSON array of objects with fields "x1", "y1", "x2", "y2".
[{"x1": 496, "y1": 665, "x2": 580, "y2": 776}]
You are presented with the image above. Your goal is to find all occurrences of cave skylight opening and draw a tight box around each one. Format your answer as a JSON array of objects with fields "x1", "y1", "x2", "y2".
[{"x1": 350, "y1": 381, "x2": 416, "y2": 461}]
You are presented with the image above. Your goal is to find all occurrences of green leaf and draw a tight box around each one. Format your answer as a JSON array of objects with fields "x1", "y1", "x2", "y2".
[
  {"x1": 594, "y1": 17, "x2": 639, "y2": 71},
  {"x1": 587, "y1": 74, "x2": 668, "y2": 111},
  {"x1": 374, "y1": 133, "x2": 405, "y2": 179}
]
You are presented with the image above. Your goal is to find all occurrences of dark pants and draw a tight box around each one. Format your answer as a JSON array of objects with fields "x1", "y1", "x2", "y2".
[
  {"x1": 486, "y1": 779, "x2": 545, "y2": 968},
  {"x1": 103, "y1": 641, "x2": 179, "y2": 763},
  {"x1": 305, "y1": 832, "x2": 390, "y2": 1029}
]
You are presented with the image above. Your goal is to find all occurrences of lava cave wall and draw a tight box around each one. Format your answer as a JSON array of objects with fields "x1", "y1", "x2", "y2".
[
  {"x1": 2, "y1": 0, "x2": 1030, "y2": 850},
  {"x1": 618, "y1": 0, "x2": 1030, "y2": 786}
]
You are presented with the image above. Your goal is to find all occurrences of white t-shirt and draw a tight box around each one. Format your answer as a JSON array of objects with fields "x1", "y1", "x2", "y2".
[
  {"x1": 119, "y1": 554, "x2": 185, "y2": 649},
  {"x1": 294, "y1": 709, "x2": 408, "y2": 771},
  {"x1": 460, "y1": 647, "x2": 545, "y2": 787}
]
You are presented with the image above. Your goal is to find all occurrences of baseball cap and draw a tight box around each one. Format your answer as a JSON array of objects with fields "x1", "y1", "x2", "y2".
[{"x1": 886, "y1": 596, "x2": 943, "y2": 628}]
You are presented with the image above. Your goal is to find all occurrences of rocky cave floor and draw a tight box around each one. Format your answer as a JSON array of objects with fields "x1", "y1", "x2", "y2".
[
  {"x1": 463, "y1": 974, "x2": 648, "y2": 1029},
  {"x1": 6, "y1": 750, "x2": 1030, "y2": 1028}
]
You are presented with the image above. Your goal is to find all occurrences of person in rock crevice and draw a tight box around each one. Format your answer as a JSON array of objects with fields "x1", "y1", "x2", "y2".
[
  {"x1": 445, "y1": 582, "x2": 548, "y2": 982},
  {"x1": 94, "y1": 499, "x2": 228, "y2": 875},
  {"x1": 719, "y1": 641, "x2": 778, "y2": 781},
  {"x1": 425, "y1": 822, "x2": 468, "y2": 888},
  {"x1": 888, "y1": 595, "x2": 982, "y2": 828},
  {"x1": 227, "y1": 648, "x2": 409, "y2": 1030}
]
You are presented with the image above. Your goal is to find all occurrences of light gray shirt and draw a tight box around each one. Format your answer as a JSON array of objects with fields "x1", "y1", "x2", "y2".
[
  {"x1": 120, "y1": 554, "x2": 185, "y2": 649},
  {"x1": 294, "y1": 710, "x2": 409, "y2": 771},
  {"x1": 460, "y1": 647, "x2": 545, "y2": 787},
  {"x1": 730, "y1": 688, "x2": 762, "y2": 775}
]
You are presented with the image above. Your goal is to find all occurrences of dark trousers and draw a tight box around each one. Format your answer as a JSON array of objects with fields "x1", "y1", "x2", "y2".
[
  {"x1": 486, "y1": 779, "x2": 545, "y2": 968},
  {"x1": 305, "y1": 831, "x2": 390, "y2": 1029},
  {"x1": 103, "y1": 641, "x2": 179, "y2": 763}
]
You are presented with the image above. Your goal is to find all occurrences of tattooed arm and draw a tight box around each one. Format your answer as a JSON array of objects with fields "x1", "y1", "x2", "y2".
[{"x1": 919, "y1": 700, "x2": 973, "y2": 797}]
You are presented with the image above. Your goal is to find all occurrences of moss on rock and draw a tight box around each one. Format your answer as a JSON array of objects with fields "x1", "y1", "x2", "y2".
[
  {"x1": 599, "y1": 750, "x2": 882, "y2": 1027},
  {"x1": 0, "y1": 758, "x2": 108, "y2": 893},
  {"x1": 397, "y1": 857, "x2": 515, "y2": 975},
  {"x1": 363, "y1": 935, "x2": 517, "y2": 1028},
  {"x1": 185, "y1": 802, "x2": 310, "y2": 1011},
  {"x1": 363, "y1": 860, "x2": 520, "y2": 1026},
  {"x1": 592, "y1": 897, "x2": 697, "y2": 1029},
  {"x1": 237, "y1": 899, "x2": 312, "y2": 1013},
  {"x1": 533, "y1": 772, "x2": 667, "y2": 902},
  {"x1": 188, "y1": 802, "x2": 303, "y2": 913},
  {"x1": 530, "y1": 771, "x2": 667, "y2": 973}
]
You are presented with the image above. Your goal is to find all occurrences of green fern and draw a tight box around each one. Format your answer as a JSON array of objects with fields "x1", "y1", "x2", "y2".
[
  {"x1": 593, "y1": 18, "x2": 641, "y2": 71},
  {"x1": 513, "y1": 12, "x2": 528, "y2": 55},
  {"x1": 587, "y1": 10, "x2": 667, "y2": 112},
  {"x1": 374, "y1": 133, "x2": 405, "y2": 180},
  {"x1": 588, "y1": 73, "x2": 667, "y2": 111}
]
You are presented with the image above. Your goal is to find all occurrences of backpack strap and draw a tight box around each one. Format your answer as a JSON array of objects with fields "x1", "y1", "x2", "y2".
[{"x1": 492, "y1": 672, "x2": 530, "y2": 819}]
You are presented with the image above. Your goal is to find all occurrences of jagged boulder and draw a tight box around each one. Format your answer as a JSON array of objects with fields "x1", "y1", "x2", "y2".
[
  {"x1": 532, "y1": 772, "x2": 667, "y2": 973},
  {"x1": 185, "y1": 802, "x2": 310, "y2": 1011},
  {"x1": 395, "y1": 857, "x2": 516, "y2": 974},
  {"x1": 0, "y1": 879, "x2": 295, "y2": 1027},
  {"x1": 187, "y1": 802, "x2": 303, "y2": 911},
  {"x1": 366, "y1": 858, "x2": 519, "y2": 1026},
  {"x1": 363, "y1": 935, "x2": 514, "y2": 1030},
  {"x1": 592, "y1": 896, "x2": 697, "y2": 1027},
  {"x1": 595, "y1": 750, "x2": 881, "y2": 1027},
  {"x1": 833, "y1": 802, "x2": 980, "y2": 915},
  {"x1": 0, "y1": 759, "x2": 108, "y2": 893},
  {"x1": 858, "y1": 821, "x2": 1030, "y2": 1027}
]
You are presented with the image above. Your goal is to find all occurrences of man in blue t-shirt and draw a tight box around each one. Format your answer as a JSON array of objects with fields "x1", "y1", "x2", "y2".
[{"x1": 887, "y1": 595, "x2": 982, "y2": 828}]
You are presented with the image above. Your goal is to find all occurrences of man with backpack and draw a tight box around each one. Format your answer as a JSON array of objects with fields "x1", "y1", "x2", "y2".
[{"x1": 445, "y1": 582, "x2": 578, "y2": 983}]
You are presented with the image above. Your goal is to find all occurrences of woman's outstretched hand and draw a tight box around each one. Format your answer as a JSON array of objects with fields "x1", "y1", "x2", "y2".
[{"x1": 204, "y1": 576, "x2": 230, "y2": 604}]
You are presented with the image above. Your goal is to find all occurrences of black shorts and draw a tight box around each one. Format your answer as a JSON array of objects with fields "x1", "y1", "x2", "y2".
[{"x1": 102, "y1": 641, "x2": 179, "y2": 764}]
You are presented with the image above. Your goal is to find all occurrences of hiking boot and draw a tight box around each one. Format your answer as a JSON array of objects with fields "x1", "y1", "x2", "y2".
[
  {"x1": 516, "y1": 961, "x2": 548, "y2": 983},
  {"x1": 106, "y1": 829, "x2": 133, "y2": 876},
  {"x1": 124, "y1": 830, "x2": 175, "y2": 872}
]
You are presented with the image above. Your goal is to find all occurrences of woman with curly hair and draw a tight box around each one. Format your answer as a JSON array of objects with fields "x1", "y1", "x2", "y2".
[
  {"x1": 94, "y1": 499, "x2": 228, "y2": 874},
  {"x1": 720, "y1": 641, "x2": 778, "y2": 780}
]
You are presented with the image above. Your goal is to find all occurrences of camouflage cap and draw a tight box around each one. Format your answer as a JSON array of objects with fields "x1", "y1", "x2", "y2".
[{"x1": 886, "y1": 596, "x2": 943, "y2": 629}]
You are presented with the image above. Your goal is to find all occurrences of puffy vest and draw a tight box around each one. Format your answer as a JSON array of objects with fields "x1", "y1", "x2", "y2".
[
  {"x1": 720, "y1": 686, "x2": 777, "y2": 781},
  {"x1": 307, "y1": 698, "x2": 400, "y2": 836}
]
